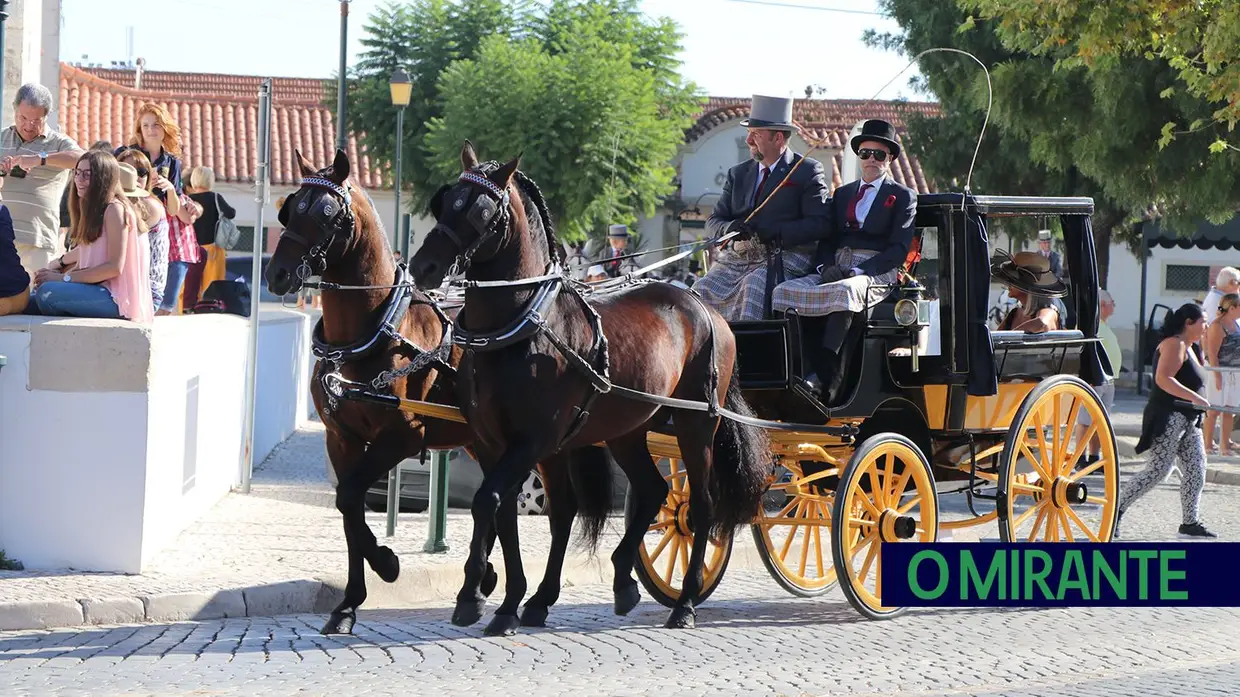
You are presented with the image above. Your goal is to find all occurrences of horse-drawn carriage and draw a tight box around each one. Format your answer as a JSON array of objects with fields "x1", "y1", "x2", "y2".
[
  {"x1": 268, "y1": 148, "x2": 1117, "y2": 634},
  {"x1": 630, "y1": 192, "x2": 1119, "y2": 619}
]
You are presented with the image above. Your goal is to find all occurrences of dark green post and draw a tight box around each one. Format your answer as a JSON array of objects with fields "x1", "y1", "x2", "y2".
[{"x1": 423, "y1": 450, "x2": 450, "y2": 552}]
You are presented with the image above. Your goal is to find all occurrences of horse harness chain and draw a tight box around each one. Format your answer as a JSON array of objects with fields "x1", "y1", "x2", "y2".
[{"x1": 280, "y1": 172, "x2": 455, "y2": 415}]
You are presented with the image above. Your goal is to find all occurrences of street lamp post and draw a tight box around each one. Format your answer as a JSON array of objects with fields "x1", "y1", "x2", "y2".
[
  {"x1": 0, "y1": 1, "x2": 10, "y2": 128},
  {"x1": 389, "y1": 68, "x2": 412, "y2": 259},
  {"x1": 336, "y1": 0, "x2": 350, "y2": 154}
]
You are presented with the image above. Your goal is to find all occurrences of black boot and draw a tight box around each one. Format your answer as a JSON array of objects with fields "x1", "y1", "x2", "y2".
[{"x1": 802, "y1": 313, "x2": 852, "y2": 401}]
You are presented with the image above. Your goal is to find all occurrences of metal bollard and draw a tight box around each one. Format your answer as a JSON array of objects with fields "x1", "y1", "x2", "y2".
[
  {"x1": 385, "y1": 462, "x2": 401, "y2": 537},
  {"x1": 423, "y1": 449, "x2": 450, "y2": 553}
]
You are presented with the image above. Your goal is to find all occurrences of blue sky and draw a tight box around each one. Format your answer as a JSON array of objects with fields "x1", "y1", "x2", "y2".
[{"x1": 60, "y1": 0, "x2": 925, "y2": 101}]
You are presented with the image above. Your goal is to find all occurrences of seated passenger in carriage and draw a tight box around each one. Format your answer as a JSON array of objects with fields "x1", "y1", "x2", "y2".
[
  {"x1": 990, "y1": 251, "x2": 1065, "y2": 333},
  {"x1": 770, "y1": 119, "x2": 917, "y2": 399},
  {"x1": 694, "y1": 95, "x2": 831, "y2": 321}
]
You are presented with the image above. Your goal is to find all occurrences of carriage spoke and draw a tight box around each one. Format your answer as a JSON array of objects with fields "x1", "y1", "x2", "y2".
[
  {"x1": 1032, "y1": 409, "x2": 1053, "y2": 476},
  {"x1": 1063, "y1": 423, "x2": 1099, "y2": 477},
  {"x1": 678, "y1": 534, "x2": 691, "y2": 577},
  {"x1": 1057, "y1": 510, "x2": 1074, "y2": 542},
  {"x1": 1019, "y1": 443, "x2": 1053, "y2": 483},
  {"x1": 859, "y1": 535, "x2": 880, "y2": 581},
  {"x1": 1065, "y1": 506, "x2": 1101, "y2": 542},
  {"x1": 779, "y1": 500, "x2": 806, "y2": 559},
  {"x1": 812, "y1": 505, "x2": 826, "y2": 576},
  {"x1": 1011, "y1": 500, "x2": 1043, "y2": 529},
  {"x1": 1069, "y1": 457, "x2": 1108, "y2": 482},
  {"x1": 1026, "y1": 505, "x2": 1049, "y2": 542},
  {"x1": 1085, "y1": 495, "x2": 1107, "y2": 506},
  {"x1": 650, "y1": 526, "x2": 675, "y2": 561},
  {"x1": 897, "y1": 495, "x2": 923, "y2": 515},
  {"x1": 1056, "y1": 397, "x2": 1081, "y2": 468},
  {"x1": 889, "y1": 467, "x2": 912, "y2": 506},
  {"x1": 867, "y1": 467, "x2": 886, "y2": 508},
  {"x1": 663, "y1": 536, "x2": 680, "y2": 581}
]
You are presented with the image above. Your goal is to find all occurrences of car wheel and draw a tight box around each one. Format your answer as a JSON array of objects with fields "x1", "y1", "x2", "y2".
[{"x1": 516, "y1": 470, "x2": 546, "y2": 515}]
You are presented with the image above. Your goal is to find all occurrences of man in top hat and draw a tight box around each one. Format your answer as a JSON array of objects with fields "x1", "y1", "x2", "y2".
[
  {"x1": 593, "y1": 223, "x2": 632, "y2": 278},
  {"x1": 1036, "y1": 229, "x2": 1063, "y2": 279},
  {"x1": 770, "y1": 118, "x2": 917, "y2": 399},
  {"x1": 694, "y1": 94, "x2": 830, "y2": 321}
]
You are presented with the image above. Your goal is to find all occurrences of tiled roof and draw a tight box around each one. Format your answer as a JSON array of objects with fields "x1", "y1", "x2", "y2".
[
  {"x1": 58, "y1": 64, "x2": 384, "y2": 189},
  {"x1": 78, "y1": 67, "x2": 332, "y2": 104},
  {"x1": 685, "y1": 97, "x2": 941, "y2": 194}
]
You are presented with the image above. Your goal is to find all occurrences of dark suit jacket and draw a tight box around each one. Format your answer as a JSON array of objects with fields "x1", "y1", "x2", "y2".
[
  {"x1": 0, "y1": 206, "x2": 30, "y2": 298},
  {"x1": 706, "y1": 149, "x2": 829, "y2": 251},
  {"x1": 813, "y1": 177, "x2": 918, "y2": 277}
]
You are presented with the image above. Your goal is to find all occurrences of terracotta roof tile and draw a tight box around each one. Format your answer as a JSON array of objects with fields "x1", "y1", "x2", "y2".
[
  {"x1": 79, "y1": 67, "x2": 331, "y2": 104},
  {"x1": 59, "y1": 64, "x2": 383, "y2": 189}
]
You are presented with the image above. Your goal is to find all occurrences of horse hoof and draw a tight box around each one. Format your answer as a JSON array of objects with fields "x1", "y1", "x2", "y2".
[
  {"x1": 614, "y1": 583, "x2": 641, "y2": 616},
  {"x1": 321, "y1": 611, "x2": 356, "y2": 635},
  {"x1": 484, "y1": 613, "x2": 521, "y2": 637},
  {"x1": 663, "y1": 607, "x2": 696, "y2": 629},
  {"x1": 371, "y1": 546, "x2": 400, "y2": 584},
  {"x1": 451, "y1": 598, "x2": 486, "y2": 627},
  {"x1": 520, "y1": 604, "x2": 549, "y2": 627},
  {"x1": 481, "y1": 564, "x2": 499, "y2": 597}
]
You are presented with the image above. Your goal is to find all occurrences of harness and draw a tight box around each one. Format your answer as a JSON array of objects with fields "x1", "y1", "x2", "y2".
[{"x1": 279, "y1": 171, "x2": 455, "y2": 415}]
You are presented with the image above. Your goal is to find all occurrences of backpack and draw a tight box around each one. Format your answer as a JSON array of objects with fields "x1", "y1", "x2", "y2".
[{"x1": 212, "y1": 193, "x2": 241, "y2": 250}]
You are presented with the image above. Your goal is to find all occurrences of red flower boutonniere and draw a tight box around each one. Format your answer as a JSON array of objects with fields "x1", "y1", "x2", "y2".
[
  {"x1": 884, "y1": 194, "x2": 897, "y2": 208},
  {"x1": 779, "y1": 180, "x2": 798, "y2": 189}
]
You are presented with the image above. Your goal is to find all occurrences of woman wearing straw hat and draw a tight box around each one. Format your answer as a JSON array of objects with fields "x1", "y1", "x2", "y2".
[{"x1": 990, "y1": 250, "x2": 1065, "y2": 333}]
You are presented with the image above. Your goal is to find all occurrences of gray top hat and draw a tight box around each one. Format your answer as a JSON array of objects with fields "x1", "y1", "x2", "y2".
[
  {"x1": 740, "y1": 95, "x2": 795, "y2": 131},
  {"x1": 608, "y1": 224, "x2": 629, "y2": 238},
  {"x1": 1037, "y1": 229, "x2": 1052, "y2": 241}
]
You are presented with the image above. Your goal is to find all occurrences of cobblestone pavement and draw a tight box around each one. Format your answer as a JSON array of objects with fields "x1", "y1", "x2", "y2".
[
  {"x1": 3, "y1": 477, "x2": 1239, "y2": 696},
  {"x1": 1, "y1": 565, "x2": 1236, "y2": 697}
]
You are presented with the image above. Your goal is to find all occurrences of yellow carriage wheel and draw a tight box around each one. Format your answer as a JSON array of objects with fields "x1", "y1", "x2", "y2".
[
  {"x1": 628, "y1": 458, "x2": 733, "y2": 609},
  {"x1": 998, "y1": 375, "x2": 1119, "y2": 543},
  {"x1": 831, "y1": 434, "x2": 939, "y2": 620},
  {"x1": 751, "y1": 459, "x2": 839, "y2": 596}
]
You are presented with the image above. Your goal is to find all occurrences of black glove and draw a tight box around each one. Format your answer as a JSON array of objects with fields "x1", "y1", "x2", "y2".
[
  {"x1": 756, "y1": 226, "x2": 779, "y2": 243},
  {"x1": 820, "y1": 265, "x2": 848, "y2": 284},
  {"x1": 725, "y1": 220, "x2": 754, "y2": 240}
]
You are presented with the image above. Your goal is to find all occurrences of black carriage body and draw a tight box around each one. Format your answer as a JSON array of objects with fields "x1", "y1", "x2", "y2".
[{"x1": 732, "y1": 193, "x2": 1109, "y2": 440}]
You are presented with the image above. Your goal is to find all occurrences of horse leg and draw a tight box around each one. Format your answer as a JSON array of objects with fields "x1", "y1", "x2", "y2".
[
  {"x1": 607, "y1": 433, "x2": 669, "y2": 616},
  {"x1": 452, "y1": 442, "x2": 540, "y2": 628},
  {"x1": 483, "y1": 487, "x2": 529, "y2": 636},
  {"x1": 665, "y1": 412, "x2": 715, "y2": 629},
  {"x1": 322, "y1": 434, "x2": 407, "y2": 635},
  {"x1": 520, "y1": 455, "x2": 576, "y2": 628}
]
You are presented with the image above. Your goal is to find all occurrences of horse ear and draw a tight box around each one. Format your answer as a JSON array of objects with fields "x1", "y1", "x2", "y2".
[
  {"x1": 461, "y1": 140, "x2": 479, "y2": 170},
  {"x1": 331, "y1": 148, "x2": 351, "y2": 183},
  {"x1": 295, "y1": 149, "x2": 316, "y2": 177},
  {"x1": 490, "y1": 152, "x2": 522, "y2": 188},
  {"x1": 428, "y1": 184, "x2": 450, "y2": 220}
]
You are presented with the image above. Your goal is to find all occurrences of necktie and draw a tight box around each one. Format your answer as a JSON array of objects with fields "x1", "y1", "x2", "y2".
[
  {"x1": 756, "y1": 165, "x2": 770, "y2": 198},
  {"x1": 846, "y1": 183, "x2": 873, "y2": 227}
]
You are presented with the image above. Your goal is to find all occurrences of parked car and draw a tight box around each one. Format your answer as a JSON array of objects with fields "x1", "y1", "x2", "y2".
[{"x1": 365, "y1": 447, "x2": 630, "y2": 515}]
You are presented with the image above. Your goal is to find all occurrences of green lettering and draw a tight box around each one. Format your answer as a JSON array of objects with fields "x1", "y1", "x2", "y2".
[
  {"x1": 1130, "y1": 550, "x2": 1158, "y2": 600},
  {"x1": 962, "y1": 550, "x2": 1005, "y2": 600},
  {"x1": 1011, "y1": 545, "x2": 1020, "y2": 599},
  {"x1": 909, "y1": 550, "x2": 949, "y2": 599},
  {"x1": 1159, "y1": 550, "x2": 1188, "y2": 600},
  {"x1": 1023, "y1": 550, "x2": 1055, "y2": 599},
  {"x1": 1056, "y1": 550, "x2": 1090, "y2": 600},
  {"x1": 1092, "y1": 549, "x2": 1126, "y2": 599}
]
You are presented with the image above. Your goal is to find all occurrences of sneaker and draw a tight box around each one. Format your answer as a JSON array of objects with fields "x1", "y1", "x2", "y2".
[{"x1": 1178, "y1": 522, "x2": 1218, "y2": 539}]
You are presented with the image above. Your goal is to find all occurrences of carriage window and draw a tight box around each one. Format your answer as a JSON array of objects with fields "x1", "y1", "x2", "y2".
[{"x1": 1164, "y1": 264, "x2": 1210, "y2": 292}]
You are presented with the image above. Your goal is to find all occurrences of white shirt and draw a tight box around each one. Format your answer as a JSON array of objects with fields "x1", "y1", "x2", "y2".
[
  {"x1": 753, "y1": 149, "x2": 787, "y2": 198},
  {"x1": 852, "y1": 173, "x2": 888, "y2": 227}
]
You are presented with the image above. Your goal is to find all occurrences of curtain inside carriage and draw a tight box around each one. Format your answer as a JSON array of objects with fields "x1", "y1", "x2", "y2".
[
  {"x1": 1061, "y1": 213, "x2": 1109, "y2": 386},
  {"x1": 963, "y1": 209, "x2": 998, "y2": 396}
]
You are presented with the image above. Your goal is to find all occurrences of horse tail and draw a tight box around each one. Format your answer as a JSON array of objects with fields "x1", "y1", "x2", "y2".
[
  {"x1": 707, "y1": 378, "x2": 772, "y2": 539},
  {"x1": 568, "y1": 445, "x2": 613, "y2": 553}
]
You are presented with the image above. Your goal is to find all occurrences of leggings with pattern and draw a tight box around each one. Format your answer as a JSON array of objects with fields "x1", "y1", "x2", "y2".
[{"x1": 1118, "y1": 411, "x2": 1206, "y2": 525}]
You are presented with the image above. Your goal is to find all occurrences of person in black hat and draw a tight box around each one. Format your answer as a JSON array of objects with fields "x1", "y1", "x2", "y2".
[
  {"x1": 594, "y1": 223, "x2": 632, "y2": 278},
  {"x1": 694, "y1": 94, "x2": 830, "y2": 321},
  {"x1": 771, "y1": 118, "x2": 917, "y2": 399}
]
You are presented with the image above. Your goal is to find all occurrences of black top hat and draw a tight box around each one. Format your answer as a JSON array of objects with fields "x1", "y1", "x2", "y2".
[
  {"x1": 990, "y1": 250, "x2": 1068, "y2": 297},
  {"x1": 850, "y1": 119, "x2": 901, "y2": 159}
]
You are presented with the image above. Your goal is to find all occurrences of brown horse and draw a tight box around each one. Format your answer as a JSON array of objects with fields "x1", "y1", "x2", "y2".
[
  {"x1": 265, "y1": 149, "x2": 619, "y2": 636},
  {"x1": 410, "y1": 142, "x2": 771, "y2": 632}
]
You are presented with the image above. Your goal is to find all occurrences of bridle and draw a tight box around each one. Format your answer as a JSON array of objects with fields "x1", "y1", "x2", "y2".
[
  {"x1": 277, "y1": 173, "x2": 357, "y2": 283},
  {"x1": 429, "y1": 166, "x2": 513, "y2": 276}
]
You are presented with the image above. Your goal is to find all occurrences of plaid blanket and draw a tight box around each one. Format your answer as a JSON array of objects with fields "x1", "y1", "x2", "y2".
[
  {"x1": 693, "y1": 241, "x2": 814, "y2": 321},
  {"x1": 771, "y1": 248, "x2": 898, "y2": 316}
]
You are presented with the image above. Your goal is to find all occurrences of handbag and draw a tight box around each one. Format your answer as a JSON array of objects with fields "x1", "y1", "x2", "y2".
[{"x1": 212, "y1": 193, "x2": 241, "y2": 250}]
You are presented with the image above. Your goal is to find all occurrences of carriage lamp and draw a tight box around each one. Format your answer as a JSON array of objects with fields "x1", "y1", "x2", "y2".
[
  {"x1": 894, "y1": 299, "x2": 919, "y2": 327},
  {"x1": 390, "y1": 68, "x2": 413, "y2": 258}
]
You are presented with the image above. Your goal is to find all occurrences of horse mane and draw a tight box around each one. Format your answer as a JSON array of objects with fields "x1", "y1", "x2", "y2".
[{"x1": 476, "y1": 160, "x2": 564, "y2": 266}]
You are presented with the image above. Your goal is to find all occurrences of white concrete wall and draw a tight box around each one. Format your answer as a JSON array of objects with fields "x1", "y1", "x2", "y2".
[{"x1": 0, "y1": 309, "x2": 312, "y2": 573}]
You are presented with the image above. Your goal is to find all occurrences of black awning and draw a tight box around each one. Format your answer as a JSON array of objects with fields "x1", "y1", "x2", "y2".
[{"x1": 1143, "y1": 216, "x2": 1240, "y2": 250}]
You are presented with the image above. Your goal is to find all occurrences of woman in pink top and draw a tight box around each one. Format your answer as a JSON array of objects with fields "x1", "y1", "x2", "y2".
[{"x1": 30, "y1": 151, "x2": 152, "y2": 323}]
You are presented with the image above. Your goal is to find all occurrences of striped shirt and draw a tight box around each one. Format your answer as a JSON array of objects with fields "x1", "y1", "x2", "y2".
[{"x1": 0, "y1": 126, "x2": 81, "y2": 249}]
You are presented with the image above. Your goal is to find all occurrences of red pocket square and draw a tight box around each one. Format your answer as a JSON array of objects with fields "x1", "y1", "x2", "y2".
[
  {"x1": 779, "y1": 180, "x2": 798, "y2": 189},
  {"x1": 884, "y1": 194, "x2": 897, "y2": 208}
]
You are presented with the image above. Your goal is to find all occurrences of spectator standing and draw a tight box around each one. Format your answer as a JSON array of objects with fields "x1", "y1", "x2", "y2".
[
  {"x1": 117, "y1": 149, "x2": 169, "y2": 312},
  {"x1": 1204, "y1": 293, "x2": 1240, "y2": 456},
  {"x1": 0, "y1": 83, "x2": 85, "y2": 275},
  {"x1": 30, "y1": 151, "x2": 151, "y2": 323},
  {"x1": 0, "y1": 204, "x2": 29, "y2": 315},
  {"x1": 116, "y1": 103, "x2": 183, "y2": 196},
  {"x1": 184, "y1": 166, "x2": 235, "y2": 309},
  {"x1": 1075, "y1": 289, "x2": 1121, "y2": 463},
  {"x1": 1202, "y1": 266, "x2": 1240, "y2": 452}
]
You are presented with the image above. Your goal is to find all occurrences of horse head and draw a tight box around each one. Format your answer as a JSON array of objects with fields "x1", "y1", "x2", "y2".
[
  {"x1": 410, "y1": 140, "x2": 527, "y2": 291},
  {"x1": 267, "y1": 148, "x2": 368, "y2": 296}
]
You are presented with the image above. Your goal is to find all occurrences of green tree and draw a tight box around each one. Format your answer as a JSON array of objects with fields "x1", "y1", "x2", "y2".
[{"x1": 865, "y1": 0, "x2": 1132, "y2": 283}]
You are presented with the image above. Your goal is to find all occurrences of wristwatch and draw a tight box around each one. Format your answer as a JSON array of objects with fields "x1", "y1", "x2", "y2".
[{"x1": 39, "y1": 151, "x2": 47, "y2": 167}]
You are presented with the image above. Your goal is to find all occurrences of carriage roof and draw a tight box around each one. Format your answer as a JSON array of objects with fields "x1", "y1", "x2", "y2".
[{"x1": 915, "y1": 193, "x2": 1095, "y2": 218}]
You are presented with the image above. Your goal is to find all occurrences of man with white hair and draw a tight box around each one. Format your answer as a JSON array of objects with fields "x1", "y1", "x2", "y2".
[
  {"x1": 1076, "y1": 289, "x2": 1121, "y2": 463},
  {"x1": 1204, "y1": 266, "x2": 1240, "y2": 324},
  {"x1": 0, "y1": 83, "x2": 84, "y2": 275}
]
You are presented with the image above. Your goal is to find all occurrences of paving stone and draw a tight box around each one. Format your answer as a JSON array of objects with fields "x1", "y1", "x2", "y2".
[{"x1": 79, "y1": 598, "x2": 145, "y2": 626}]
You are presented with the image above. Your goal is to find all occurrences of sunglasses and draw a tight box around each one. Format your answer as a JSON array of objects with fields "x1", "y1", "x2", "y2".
[{"x1": 857, "y1": 148, "x2": 889, "y2": 162}]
